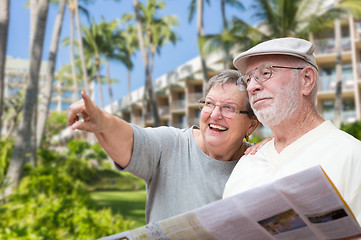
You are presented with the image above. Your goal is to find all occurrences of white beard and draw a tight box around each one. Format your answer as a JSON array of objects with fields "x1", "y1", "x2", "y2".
[{"x1": 251, "y1": 73, "x2": 299, "y2": 128}]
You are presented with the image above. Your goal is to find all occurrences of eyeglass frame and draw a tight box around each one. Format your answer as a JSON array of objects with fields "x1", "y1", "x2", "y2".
[
  {"x1": 236, "y1": 65, "x2": 304, "y2": 92},
  {"x1": 198, "y1": 98, "x2": 250, "y2": 119}
]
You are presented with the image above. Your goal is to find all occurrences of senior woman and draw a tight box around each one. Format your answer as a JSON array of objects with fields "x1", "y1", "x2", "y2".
[{"x1": 67, "y1": 69, "x2": 260, "y2": 224}]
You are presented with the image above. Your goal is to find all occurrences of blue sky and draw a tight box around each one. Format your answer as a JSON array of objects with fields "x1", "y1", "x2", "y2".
[{"x1": 8, "y1": 0, "x2": 255, "y2": 106}]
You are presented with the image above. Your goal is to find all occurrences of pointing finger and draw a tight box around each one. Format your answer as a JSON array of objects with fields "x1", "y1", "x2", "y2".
[{"x1": 81, "y1": 91, "x2": 95, "y2": 112}]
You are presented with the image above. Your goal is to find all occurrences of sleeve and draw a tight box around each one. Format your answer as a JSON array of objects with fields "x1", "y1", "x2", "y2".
[{"x1": 119, "y1": 124, "x2": 179, "y2": 183}]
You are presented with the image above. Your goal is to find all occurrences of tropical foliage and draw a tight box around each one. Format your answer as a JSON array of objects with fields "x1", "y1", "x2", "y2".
[
  {"x1": 1, "y1": 1, "x2": 361, "y2": 238},
  {"x1": 0, "y1": 139, "x2": 133, "y2": 239},
  {"x1": 341, "y1": 120, "x2": 361, "y2": 141}
]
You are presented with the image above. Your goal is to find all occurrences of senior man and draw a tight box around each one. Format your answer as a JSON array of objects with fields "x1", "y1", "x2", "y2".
[{"x1": 223, "y1": 37, "x2": 361, "y2": 224}]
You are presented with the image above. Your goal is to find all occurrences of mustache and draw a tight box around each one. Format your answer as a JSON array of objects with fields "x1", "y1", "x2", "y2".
[{"x1": 250, "y1": 94, "x2": 272, "y2": 105}]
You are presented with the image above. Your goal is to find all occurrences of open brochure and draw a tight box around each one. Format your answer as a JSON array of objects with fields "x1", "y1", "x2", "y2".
[{"x1": 99, "y1": 166, "x2": 361, "y2": 240}]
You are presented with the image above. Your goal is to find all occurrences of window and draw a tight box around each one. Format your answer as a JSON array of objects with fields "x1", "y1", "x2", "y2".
[
  {"x1": 61, "y1": 102, "x2": 71, "y2": 111},
  {"x1": 61, "y1": 91, "x2": 73, "y2": 99},
  {"x1": 50, "y1": 102, "x2": 57, "y2": 111},
  {"x1": 322, "y1": 99, "x2": 356, "y2": 123}
]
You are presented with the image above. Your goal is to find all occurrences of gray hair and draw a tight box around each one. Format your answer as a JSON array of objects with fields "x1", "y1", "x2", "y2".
[
  {"x1": 203, "y1": 69, "x2": 256, "y2": 119},
  {"x1": 203, "y1": 69, "x2": 241, "y2": 97}
]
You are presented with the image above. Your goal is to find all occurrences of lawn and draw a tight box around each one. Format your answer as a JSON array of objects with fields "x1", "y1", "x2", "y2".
[{"x1": 90, "y1": 190, "x2": 147, "y2": 229}]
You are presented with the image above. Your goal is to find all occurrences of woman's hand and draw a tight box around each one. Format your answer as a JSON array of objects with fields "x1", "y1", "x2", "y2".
[
  {"x1": 67, "y1": 91, "x2": 105, "y2": 133},
  {"x1": 244, "y1": 136, "x2": 273, "y2": 155}
]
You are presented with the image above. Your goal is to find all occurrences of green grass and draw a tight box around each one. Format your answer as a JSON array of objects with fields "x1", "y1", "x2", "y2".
[
  {"x1": 86, "y1": 170, "x2": 146, "y2": 192},
  {"x1": 90, "y1": 190, "x2": 147, "y2": 229},
  {"x1": 88, "y1": 168, "x2": 147, "y2": 229}
]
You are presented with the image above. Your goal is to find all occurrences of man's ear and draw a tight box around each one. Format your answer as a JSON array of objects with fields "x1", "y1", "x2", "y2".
[
  {"x1": 302, "y1": 67, "x2": 317, "y2": 96},
  {"x1": 247, "y1": 117, "x2": 260, "y2": 137}
]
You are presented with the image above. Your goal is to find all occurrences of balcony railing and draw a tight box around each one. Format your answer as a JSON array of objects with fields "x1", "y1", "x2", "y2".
[
  {"x1": 187, "y1": 92, "x2": 203, "y2": 104},
  {"x1": 319, "y1": 73, "x2": 354, "y2": 91},
  {"x1": 314, "y1": 37, "x2": 351, "y2": 55},
  {"x1": 159, "y1": 106, "x2": 170, "y2": 116},
  {"x1": 188, "y1": 117, "x2": 200, "y2": 127},
  {"x1": 356, "y1": 21, "x2": 361, "y2": 31},
  {"x1": 171, "y1": 99, "x2": 186, "y2": 110},
  {"x1": 145, "y1": 112, "x2": 153, "y2": 122},
  {"x1": 323, "y1": 110, "x2": 356, "y2": 123},
  {"x1": 132, "y1": 116, "x2": 144, "y2": 126},
  {"x1": 172, "y1": 121, "x2": 187, "y2": 129},
  {"x1": 144, "y1": 106, "x2": 170, "y2": 122}
]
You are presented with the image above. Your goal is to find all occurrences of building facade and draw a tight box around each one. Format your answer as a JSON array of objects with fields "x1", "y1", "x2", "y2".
[
  {"x1": 2, "y1": 56, "x2": 86, "y2": 136},
  {"x1": 106, "y1": 17, "x2": 361, "y2": 137}
]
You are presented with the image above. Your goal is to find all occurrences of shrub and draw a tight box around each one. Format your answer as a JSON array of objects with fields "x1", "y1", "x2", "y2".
[
  {"x1": 0, "y1": 141, "x2": 134, "y2": 239},
  {"x1": 341, "y1": 121, "x2": 361, "y2": 140}
]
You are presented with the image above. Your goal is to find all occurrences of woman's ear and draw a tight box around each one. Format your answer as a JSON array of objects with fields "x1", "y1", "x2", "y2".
[{"x1": 302, "y1": 67, "x2": 317, "y2": 96}]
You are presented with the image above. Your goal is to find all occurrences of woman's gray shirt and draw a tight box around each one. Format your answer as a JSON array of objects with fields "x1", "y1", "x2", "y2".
[{"x1": 119, "y1": 124, "x2": 239, "y2": 224}]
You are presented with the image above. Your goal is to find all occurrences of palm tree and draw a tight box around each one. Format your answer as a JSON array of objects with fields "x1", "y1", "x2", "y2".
[
  {"x1": 333, "y1": 17, "x2": 343, "y2": 128},
  {"x1": 99, "y1": 19, "x2": 133, "y2": 113},
  {"x1": 227, "y1": 0, "x2": 361, "y2": 127},
  {"x1": 81, "y1": 18, "x2": 106, "y2": 108},
  {"x1": 4, "y1": 0, "x2": 49, "y2": 197},
  {"x1": 122, "y1": 24, "x2": 138, "y2": 101},
  {"x1": 74, "y1": 0, "x2": 90, "y2": 94},
  {"x1": 188, "y1": 0, "x2": 210, "y2": 83},
  {"x1": 68, "y1": 0, "x2": 80, "y2": 102},
  {"x1": 0, "y1": 0, "x2": 9, "y2": 141},
  {"x1": 133, "y1": 0, "x2": 178, "y2": 127},
  {"x1": 230, "y1": 0, "x2": 361, "y2": 41},
  {"x1": 220, "y1": 0, "x2": 244, "y2": 68},
  {"x1": 37, "y1": 0, "x2": 67, "y2": 148},
  {"x1": 201, "y1": 0, "x2": 245, "y2": 69},
  {"x1": 2, "y1": 91, "x2": 24, "y2": 139}
]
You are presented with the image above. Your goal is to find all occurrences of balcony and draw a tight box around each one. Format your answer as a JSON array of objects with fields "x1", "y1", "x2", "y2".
[
  {"x1": 356, "y1": 21, "x2": 361, "y2": 38},
  {"x1": 319, "y1": 73, "x2": 354, "y2": 91},
  {"x1": 172, "y1": 121, "x2": 187, "y2": 129},
  {"x1": 314, "y1": 37, "x2": 351, "y2": 55},
  {"x1": 159, "y1": 106, "x2": 170, "y2": 116},
  {"x1": 171, "y1": 99, "x2": 186, "y2": 111},
  {"x1": 323, "y1": 110, "x2": 356, "y2": 123},
  {"x1": 145, "y1": 107, "x2": 170, "y2": 122},
  {"x1": 188, "y1": 117, "x2": 200, "y2": 127},
  {"x1": 187, "y1": 92, "x2": 203, "y2": 105},
  {"x1": 132, "y1": 116, "x2": 144, "y2": 126},
  {"x1": 145, "y1": 112, "x2": 153, "y2": 122}
]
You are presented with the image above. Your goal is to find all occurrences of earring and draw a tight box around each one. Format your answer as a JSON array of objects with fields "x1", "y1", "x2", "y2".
[{"x1": 245, "y1": 134, "x2": 249, "y2": 142}]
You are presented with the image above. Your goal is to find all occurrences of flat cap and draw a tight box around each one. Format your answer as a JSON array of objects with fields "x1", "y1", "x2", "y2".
[{"x1": 233, "y1": 37, "x2": 318, "y2": 72}]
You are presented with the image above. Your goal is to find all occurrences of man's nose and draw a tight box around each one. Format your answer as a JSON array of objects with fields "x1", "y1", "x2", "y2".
[{"x1": 247, "y1": 76, "x2": 262, "y2": 93}]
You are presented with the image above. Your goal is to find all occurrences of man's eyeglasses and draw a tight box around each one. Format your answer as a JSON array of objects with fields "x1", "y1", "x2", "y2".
[
  {"x1": 236, "y1": 65, "x2": 304, "y2": 92},
  {"x1": 198, "y1": 99, "x2": 249, "y2": 119}
]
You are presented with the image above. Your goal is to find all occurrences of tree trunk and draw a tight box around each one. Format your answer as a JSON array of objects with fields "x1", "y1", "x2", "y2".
[
  {"x1": 37, "y1": 0, "x2": 66, "y2": 148},
  {"x1": 221, "y1": 0, "x2": 231, "y2": 69},
  {"x1": 197, "y1": 0, "x2": 208, "y2": 83},
  {"x1": 95, "y1": 59, "x2": 104, "y2": 109},
  {"x1": 4, "y1": 101, "x2": 23, "y2": 139},
  {"x1": 133, "y1": 0, "x2": 160, "y2": 126},
  {"x1": 0, "y1": 0, "x2": 10, "y2": 141},
  {"x1": 333, "y1": 19, "x2": 342, "y2": 128},
  {"x1": 127, "y1": 70, "x2": 132, "y2": 102},
  {"x1": 69, "y1": 3, "x2": 79, "y2": 102},
  {"x1": 3, "y1": 0, "x2": 49, "y2": 197},
  {"x1": 144, "y1": 50, "x2": 159, "y2": 127},
  {"x1": 106, "y1": 57, "x2": 113, "y2": 113},
  {"x1": 74, "y1": 0, "x2": 90, "y2": 94},
  {"x1": 30, "y1": 108, "x2": 37, "y2": 166}
]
